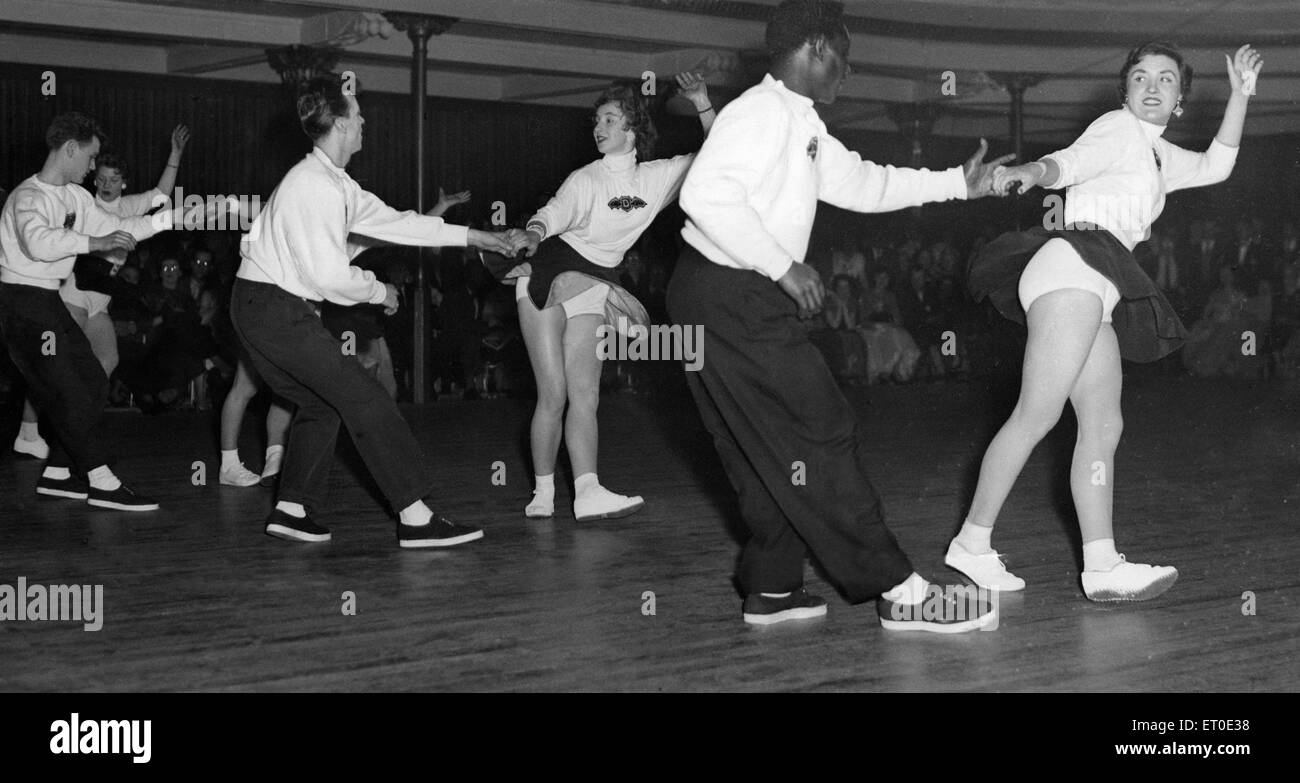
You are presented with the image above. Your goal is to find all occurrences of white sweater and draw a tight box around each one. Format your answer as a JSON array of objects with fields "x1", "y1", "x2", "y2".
[
  {"x1": 0, "y1": 177, "x2": 165, "y2": 290},
  {"x1": 528, "y1": 150, "x2": 693, "y2": 267},
  {"x1": 680, "y1": 74, "x2": 967, "y2": 281},
  {"x1": 238, "y1": 147, "x2": 469, "y2": 305},
  {"x1": 1042, "y1": 109, "x2": 1237, "y2": 251}
]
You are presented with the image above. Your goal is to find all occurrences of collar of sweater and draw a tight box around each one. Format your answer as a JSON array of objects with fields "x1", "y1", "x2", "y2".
[{"x1": 601, "y1": 150, "x2": 637, "y2": 174}]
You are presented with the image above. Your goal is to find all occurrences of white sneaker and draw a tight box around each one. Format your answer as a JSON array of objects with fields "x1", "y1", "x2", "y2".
[
  {"x1": 219, "y1": 463, "x2": 262, "y2": 487},
  {"x1": 944, "y1": 539, "x2": 1025, "y2": 591},
  {"x1": 1082, "y1": 555, "x2": 1178, "y2": 602},
  {"x1": 13, "y1": 435, "x2": 49, "y2": 460},
  {"x1": 524, "y1": 491, "x2": 554, "y2": 519},
  {"x1": 574, "y1": 485, "x2": 644, "y2": 521}
]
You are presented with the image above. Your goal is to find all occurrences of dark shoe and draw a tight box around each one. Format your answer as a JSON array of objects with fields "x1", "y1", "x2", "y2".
[
  {"x1": 398, "y1": 514, "x2": 484, "y2": 548},
  {"x1": 36, "y1": 473, "x2": 90, "y2": 500},
  {"x1": 877, "y1": 583, "x2": 998, "y2": 633},
  {"x1": 265, "y1": 509, "x2": 331, "y2": 542},
  {"x1": 87, "y1": 483, "x2": 160, "y2": 511},
  {"x1": 742, "y1": 588, "x2": 828, "y2": 626}
]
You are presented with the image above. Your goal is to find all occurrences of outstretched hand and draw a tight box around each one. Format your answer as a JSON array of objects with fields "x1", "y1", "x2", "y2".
[
  {"x1": 963, "y1": 138, "x2": 1016, "y2": 199},
  {"x1": 171, "y1": 125, "x2": 191, "y2": 154},
  {"x1": 1227, "y1": 44, "x2": 1263, "y2": 96},
  {"x1": 436, "y1": 186, "x2": 471, "y2": 211},
  {"x1": 675, "y1": 71, "x2": 710, "y2": 110}
]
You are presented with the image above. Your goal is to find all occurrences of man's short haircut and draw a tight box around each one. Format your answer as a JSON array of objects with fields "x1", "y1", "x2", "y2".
[
  {"x1": 766, "y1": 0, "x2": 848, "y2": 65},
  {"x1": 297, "y1": 73, "x2": 351, "y2": 142},
  {"x1": 46, "y1": 112, "x2": 106, "y2": 151}
]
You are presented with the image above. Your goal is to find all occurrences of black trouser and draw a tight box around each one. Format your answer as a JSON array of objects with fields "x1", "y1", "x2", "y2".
[
  {"x1": 229, "y1": 279, "x2": 432, "y2": 516},
  {"x1": 0, "y1": 283, "x2": 111, "y2": 475},
  {"x1": 667, "y1": 246, "x2": 914, "y2": 602}
]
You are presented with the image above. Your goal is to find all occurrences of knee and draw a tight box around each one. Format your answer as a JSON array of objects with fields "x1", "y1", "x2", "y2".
[
  {"x1": 535, "y1": 380, "x2": 567, "y2": 415},
  {"x1": 566, "y1": 381, "x2": 599, "y2": 414},
  {"x1": 1009, "y1": 403, "x2": 1062, "y2": 443},
  {"x1": 1081, "y1": 412, "x2": 1124, "y2": 450}
]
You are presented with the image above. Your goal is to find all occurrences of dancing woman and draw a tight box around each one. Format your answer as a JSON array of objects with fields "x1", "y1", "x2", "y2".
[
  {"x1": 957, "y1": 42, "x2": 1262, "y2": 600},
  {"x1": 512, "y1": 72, "x2": 714, "y2": 521}
]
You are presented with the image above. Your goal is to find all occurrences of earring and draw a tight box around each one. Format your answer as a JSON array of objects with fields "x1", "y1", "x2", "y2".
[{"x1": 1172, "y1": 100, "x2": 1183, "y2": 118}]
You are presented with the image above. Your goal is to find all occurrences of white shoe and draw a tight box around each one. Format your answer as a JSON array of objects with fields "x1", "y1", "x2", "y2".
[
  {"x1": 524, "y1": 491, "x2": 554, "y2": 519},
  {"x1": 219, "y1": 463, "x2": 262, "y2": 487},
  {"x1": 13, "y1": 435, "x2": 49, "y2": 460},
  {"x1": 574, "y1": 485, "x2": 644, "y2": 522},
  {"x1": 944, "y1": 539, "x2": 1025, "y2": 591},
  {"x1": 1081, "y1": 555, "x2": 1178, "y2": 602}
]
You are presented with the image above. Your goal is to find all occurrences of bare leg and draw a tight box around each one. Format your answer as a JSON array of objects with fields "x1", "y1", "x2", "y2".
[
  {"x1": 84, "y1": 312, "x2": 119, "y2": 377},
  {"x1": 519, "y1": 296, "x2": 567, "y2": 477},
  {"x1": 220, "y1": 359, "x2": 260, "y2": 451},
  {"x1": 561, "y1": 313, "x2": 604, "y2": 478},
  {"x1": 964, "y1": 289, "x2": 1103, "y2": 529},
  {"x1": 1067, "y1": 323, "x2": 1123, "y2": 544}
]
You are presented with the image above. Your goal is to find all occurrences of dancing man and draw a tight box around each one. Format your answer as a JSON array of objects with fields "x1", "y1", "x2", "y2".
[
  {"x1": 230, "y1": 73, "x2": 516, "y2": 546},
  {"x1": 0, "y1": 112, "x2": 200, "y2": 511},
  {"x1": 958, "y1": 42, "x2": 1261, "y2": 600},
  {"x1": 667, "y1": 0, "x2": 1008, "y2": 630}
]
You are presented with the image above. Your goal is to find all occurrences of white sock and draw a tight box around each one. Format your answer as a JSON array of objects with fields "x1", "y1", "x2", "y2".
[
  {"x1": 87, "y1": 465, "x2": 122, "y2": 492},
  {"x1": 275, "y1": 501, "x2": 306, "y2": 519},
  {"x1": 955, "y1": 520, "x2": 994, "y2": 554},
  {"x1": 882, "y1": 572, "x2": 929, "y2": 605},
  {"x1": 19, "y1": 422, "x2": 40, "y2": 441},
  {"x1": 399, "y1": 500, "x2": 433, "y2": 527},
  {"x1": 1083, "y1": 538, "x2": 1122, "y2": 572},
  {"x1": 43, "y1": 466, "x2": 71, "y2": 481},
  {"x1": 574, "y1": 472, "x2": 599, "y2": 496},
  {"x1": 534, "y1": 473, "x2": 555, "y2": 495},
  {"x1": 221, "y1": 449, "x2": 241, "y2": 470},
  {"x1": 265, "y1": 444, "x2": 284, "y2": 460},
  {"x1": 759, "y1": 591, "x2": 792, "y2": 598}
]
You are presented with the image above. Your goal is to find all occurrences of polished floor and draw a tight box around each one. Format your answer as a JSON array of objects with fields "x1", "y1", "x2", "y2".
[{"x1": 0, "y1": 371, "x2": 1296, "y2": 692}]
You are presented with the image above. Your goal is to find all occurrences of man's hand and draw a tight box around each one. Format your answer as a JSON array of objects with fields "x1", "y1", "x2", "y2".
[
  {"x1": 522, "y1": 229, "x2": 543, "y2": 258},
  {"x1": 468, "y1": 228, "x2": 518, "y2": 257},
  {"x1": 381, "y1": 282, "x2": 400, "y2": 315},
  {"x1": 776, "y1": 262, "x2": 824, "y2": 317},
  {"x1": 963, "y1": 138, "x2": 1016, "y2": 198},
  {"x1": 170, "y1": 125, "x2": 191, "y2": 155},
  {"x1": 89, "y1": 231, "x2": 137, "y2": 253}
]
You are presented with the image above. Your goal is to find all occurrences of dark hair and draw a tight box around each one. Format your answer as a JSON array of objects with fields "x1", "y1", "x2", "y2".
[
  {"x1": 297, "y1": 73, "x2": 351, "y2": 142},
  {"x1": 593, "y1": 84, "x2": 656, "y2": 160},
  {"x1": 46, "y1": 112, "x2": 105, "y2": 151},
  {"x1": 1119, "y1": 41, "x2": 1193, "y2": 102},
  {"x1": 766, "y1": 0, "x2": 848, "y2": 64},
  {"x1": 95, "y1": 153, "x2": 129, "y2": 181}
]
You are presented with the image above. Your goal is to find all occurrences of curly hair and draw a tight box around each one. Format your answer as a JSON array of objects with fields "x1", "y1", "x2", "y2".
[
  {"x1": 593, "y1": 83, "x2": 656, "y2": 160},
  {"x1": 95, "y1": 152, "x2": 129, "y2": 182},
  {"x1": 766, "y1": 0, "x2": 848, "y2": 65},
  {"x1": 1118, "y1": 41, "x2": 1193, "y2": 103}
]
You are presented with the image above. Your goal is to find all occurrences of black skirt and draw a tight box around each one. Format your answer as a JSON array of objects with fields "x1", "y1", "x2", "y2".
[
  {"x1": 481, "y1": 238, "x2": 648, "y2": 331},
  {"x1": 967, "y1": 224, "x2": 1185, "y2": 362}
]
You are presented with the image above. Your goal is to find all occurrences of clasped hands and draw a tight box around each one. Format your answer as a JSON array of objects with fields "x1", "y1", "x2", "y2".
[{"x1": 466, "y1": 227, "x2": 539, "y2": 259}]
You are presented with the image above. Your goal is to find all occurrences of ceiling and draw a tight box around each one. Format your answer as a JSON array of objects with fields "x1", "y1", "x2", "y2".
[{"x1": 2, "y1": 0, "x2": 1297, "y2": 144}]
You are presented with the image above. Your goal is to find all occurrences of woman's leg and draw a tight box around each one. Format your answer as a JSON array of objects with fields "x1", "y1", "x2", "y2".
[
  {"x1": 260, "y1": 397, "x2": 292, "y2": 485},
  {"x1": 218, "y1": 359, "x2": 262, "y2": 486},
  {"x1": 84, "y1": 312, "x2": 119, "y2": 377},
  {"x1": 1069, "y1": 323, "x2": 1178, "y2": 600},
  {"x1": 946, "y1": 288, "x2": 1103, "y2": 589},
  {"x1": 564, "y1": 314, "x2": 643, "y2": 520},
  {"x1": 518, "y1": 293, "x2": 568, "y2": 516}
]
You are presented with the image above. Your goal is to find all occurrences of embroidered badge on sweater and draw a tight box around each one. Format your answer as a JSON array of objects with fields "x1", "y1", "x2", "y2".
[
  {"x1": 64, "y1": 212, "x2": 76, "y2": 229},
  {"x1": 807, "y1": 137, "x2": 819, "y2": 160},
  {"x1": 607, "y1": 195, "x2": 648, "y2": 212}
]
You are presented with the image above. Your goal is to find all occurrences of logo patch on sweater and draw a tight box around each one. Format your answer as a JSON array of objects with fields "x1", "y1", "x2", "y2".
[
  {"x1": 63, "y1": 212, "x2": 76, "y2": 229},
  {"x1": 607, "y1": 196, "x2": 648, "y2": 212},
  {"x1": 807, "y1": 137, "x2": 819, "y2": 160}
]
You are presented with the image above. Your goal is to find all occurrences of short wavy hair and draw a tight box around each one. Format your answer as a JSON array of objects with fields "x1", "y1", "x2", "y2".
[
  {"x1": 46, "y1": 112, "x2": 105, "y2": 151},
  {"x1": 297, "y1": 73, "x2": 351, "y2": 142},
  {"x1": 593, "y1": 83, "x2": 656, "y2": 161},
  {"x1": 96, "y1": 153, "x2": 129, "y2": 181},
  {"x1": 1119, "y1": 41, "x2": 1193, "y2": 102}
]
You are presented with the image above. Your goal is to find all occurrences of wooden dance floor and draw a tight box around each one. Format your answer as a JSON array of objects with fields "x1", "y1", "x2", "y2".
[{"x1": 1, "y1": 373, "x2": 1296, "y2": 692}]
